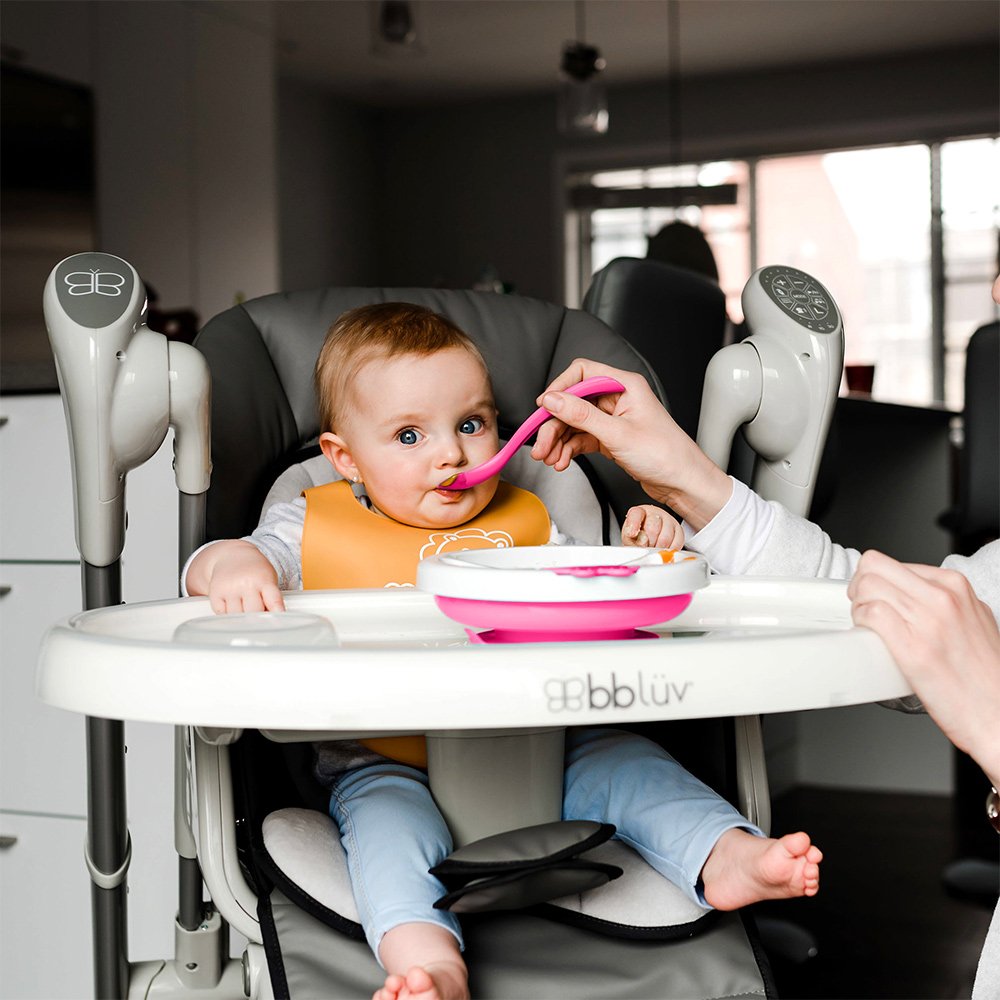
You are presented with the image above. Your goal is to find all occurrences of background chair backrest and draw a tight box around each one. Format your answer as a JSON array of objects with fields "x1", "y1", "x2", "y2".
[
  {"x1": 944, "y1": 320, "x2": 1000, "y2": 553},
  {"x1": 583, "y1": 258, "x2": 727, "y2": 440},
  {"x1": 193, "y1": 287, "x2": 665, "y2": 542}
]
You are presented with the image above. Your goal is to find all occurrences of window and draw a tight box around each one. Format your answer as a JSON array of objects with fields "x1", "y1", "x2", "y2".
[
  {"x1": 568, "y1": 137, "x2": 999, "y2": 409},
  {"x1": 941, "y1": 137, "x2": 1000, "y2": 407},
  {"x1": 757, "y1": 145, "x2": 933, "y2": 404},
  {"x1": 574, "y1": 161, "x2": 750, "y2": 322}
]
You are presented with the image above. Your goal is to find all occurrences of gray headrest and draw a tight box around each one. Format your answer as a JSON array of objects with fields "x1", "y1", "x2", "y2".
[{"x1": 194, "y1": 287, "x2": 663, "y2": 540}]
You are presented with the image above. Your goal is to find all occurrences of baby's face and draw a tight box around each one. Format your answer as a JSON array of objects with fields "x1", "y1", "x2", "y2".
[{"x1": 334, "y1": 347, "x2": 501, "y2": 528}]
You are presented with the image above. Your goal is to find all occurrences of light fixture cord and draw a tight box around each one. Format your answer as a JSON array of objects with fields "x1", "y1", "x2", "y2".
[
  {"x1": 667, "y1": 0, "x2": 681, "y2": 163},
  {"x1": 576, "y1": 0, "x2": 586, "y2": 42}
]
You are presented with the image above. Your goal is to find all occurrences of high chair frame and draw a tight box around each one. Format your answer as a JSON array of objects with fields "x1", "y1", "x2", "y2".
[{"x1": 54, "y1": 277, "x2": 856, "y2": 999}]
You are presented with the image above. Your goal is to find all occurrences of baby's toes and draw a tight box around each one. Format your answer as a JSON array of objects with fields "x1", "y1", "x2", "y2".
[
  {"x1": 802, "y1": 863, "x2": 820, "y2": 894},
  {"x1": 374, "y1": 974, "x2": 405, "y2": 1000},
  {"x1": 780, "y1": 831, "x2": 811, "y2": 856}
]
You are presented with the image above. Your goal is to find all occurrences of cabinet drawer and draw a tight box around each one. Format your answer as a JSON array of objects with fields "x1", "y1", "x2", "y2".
[
  {"x1": 0, "y1": 395, "x2": 77, "y2": 561},
  {"x1": 0, "y1": 562, "x2": 86, "y2": 815},
  {"x1": 0, "y1": 811, "x2": 93, "y2": 999}
]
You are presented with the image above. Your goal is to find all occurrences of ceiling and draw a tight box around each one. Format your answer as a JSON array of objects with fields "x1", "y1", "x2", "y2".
[{"x1": 274, "y1": 0, "x2": 999, "y2": 107}]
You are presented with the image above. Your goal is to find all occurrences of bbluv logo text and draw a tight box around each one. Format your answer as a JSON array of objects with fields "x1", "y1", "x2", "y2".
[{"x1": 544, "y1": 672, "x2": 693, "y2": 713}]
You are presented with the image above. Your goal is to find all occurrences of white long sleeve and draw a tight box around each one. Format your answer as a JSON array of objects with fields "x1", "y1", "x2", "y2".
[{"x1": 685, "y1": 477, "x2": 861, "y2": 580}]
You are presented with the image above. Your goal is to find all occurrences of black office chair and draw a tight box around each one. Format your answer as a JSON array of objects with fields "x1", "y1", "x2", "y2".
[
  {"x1": 938, "y1": 319, "x2": 1000, "y2": 901},
  {"x1": 939, "y1": 320, "x2": 1000, "y2": 556},
  {"x1": 583, "y1": 257, "x2": 728, "y2": 441}
]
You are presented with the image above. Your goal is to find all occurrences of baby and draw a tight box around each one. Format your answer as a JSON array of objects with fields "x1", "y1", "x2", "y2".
[{"x1": 185, "y1": 303, "x2": 821, "y2": 1000}]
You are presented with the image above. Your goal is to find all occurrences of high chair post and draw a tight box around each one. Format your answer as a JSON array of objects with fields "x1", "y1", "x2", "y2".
[
  {"x1": 43, "y1": 253, "x2": 215, "y2": 999},
  {"x1": 697, "y1": 264, "x2": 844, "y2": 518},
  {"x1": 82, "y1": 559, "x2": 129, "y2": 999}
]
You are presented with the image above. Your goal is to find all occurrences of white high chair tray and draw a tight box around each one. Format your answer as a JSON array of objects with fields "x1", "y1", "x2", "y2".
[{"x1": 37, "y1": 576, "x2": 910, "y2": 729}]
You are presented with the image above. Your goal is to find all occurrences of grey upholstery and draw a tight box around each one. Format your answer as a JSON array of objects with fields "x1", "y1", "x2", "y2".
[
  {"x1": 584, "y1": 258, "x2": 727, "y2": 440},
  {"x1": 193, "y1": 287, "x2": 665, "y2": 542}
]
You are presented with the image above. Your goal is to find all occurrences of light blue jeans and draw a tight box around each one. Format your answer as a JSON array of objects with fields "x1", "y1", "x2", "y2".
[{"x1": 328, "y1": 726, "x2": 762, "y2": 960}]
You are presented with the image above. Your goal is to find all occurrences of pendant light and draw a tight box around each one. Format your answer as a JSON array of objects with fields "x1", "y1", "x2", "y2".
[{"x1": 558, "y1": 1, "x2": 608, "y2": 136}]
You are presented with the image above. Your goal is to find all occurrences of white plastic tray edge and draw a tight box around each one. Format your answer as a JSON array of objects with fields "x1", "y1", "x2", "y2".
[{"x1": 36, "y1": 577, "x2": 911, "y2": 729}]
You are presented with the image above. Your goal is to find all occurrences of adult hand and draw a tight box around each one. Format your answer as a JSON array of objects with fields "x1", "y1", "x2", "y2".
[
  {"x1": 849, "y1": 549, "x2": 1000, "y2": 787},
  {"x1": 531, "y1": 359, "x2": 732, "y2": 531}
]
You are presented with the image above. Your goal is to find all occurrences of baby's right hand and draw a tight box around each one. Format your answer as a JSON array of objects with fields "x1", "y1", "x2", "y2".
[
  {"x1": 621, "y1": 505, "x2": 685, "y2": 550},
  {"x1": 188, "y1": 539, "x2": 285, "y2": 614}
]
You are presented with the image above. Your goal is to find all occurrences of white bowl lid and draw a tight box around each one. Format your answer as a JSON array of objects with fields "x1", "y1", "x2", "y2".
[
  {"x1": 173, "y1": 611, "x2": 338, "y2": 648},
  {"x1": 417, "y1": 546, "x2": 709, "y2": 603}
]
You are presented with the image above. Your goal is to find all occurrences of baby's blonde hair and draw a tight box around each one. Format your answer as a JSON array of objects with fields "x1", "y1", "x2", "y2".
[{"x1": 315, "y1": 302, "x2": 492, "y2": 433}]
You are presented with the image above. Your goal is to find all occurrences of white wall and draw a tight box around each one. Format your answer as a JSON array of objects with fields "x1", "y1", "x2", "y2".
[
  {"x1": 94, "y1": 0, "x2": 280, "y2": 321},
  {"x1": 3, "y1": 0, "x2": 281, "y2": 323}
]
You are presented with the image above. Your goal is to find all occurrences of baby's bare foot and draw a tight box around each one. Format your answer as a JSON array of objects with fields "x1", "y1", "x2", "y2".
[
  {"x1": 373, "y1": 972, "x2": 407, "y2": 1000},
  {"x1": 701, "y1": 829, "x2": 822, "y2": 911},
  {"x1": 373, "y1": 964, "x2": 469, "y2": 1000}
]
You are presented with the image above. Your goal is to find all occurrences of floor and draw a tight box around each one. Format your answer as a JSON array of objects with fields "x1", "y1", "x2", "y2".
[{"x1": 752, "y1": 787, "x2": 997, "y2": 1000}]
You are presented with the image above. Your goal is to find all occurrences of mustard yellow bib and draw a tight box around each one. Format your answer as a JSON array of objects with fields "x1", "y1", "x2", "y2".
[
  {"x1": 301, "y1": 479, "x2": 551, "y2": 767},
  {"x1": 301, "y1": 479, "x2": 551, "y2": 589}
]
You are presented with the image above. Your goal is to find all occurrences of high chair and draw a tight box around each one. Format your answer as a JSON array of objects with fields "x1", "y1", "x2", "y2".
[{"x1": 41, "y1": 259, "x2": 912, "y2": 1000}]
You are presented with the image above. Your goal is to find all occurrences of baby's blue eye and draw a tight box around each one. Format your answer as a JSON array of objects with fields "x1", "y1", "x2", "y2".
[
  {"x1": 397, "y1": 428, "x2": 422, "y2": 446},
  {"x1": 460, "y1": 417, "x2": 484, "y2": 435}
]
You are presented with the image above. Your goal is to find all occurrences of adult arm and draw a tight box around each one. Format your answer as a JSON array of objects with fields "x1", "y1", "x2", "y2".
[
  {"x1": 533, "y1": 359, "x2": 860, "y2": 576},
  {"x1": 849, "y1": 546, "x2": 1000, "y2": 787}
]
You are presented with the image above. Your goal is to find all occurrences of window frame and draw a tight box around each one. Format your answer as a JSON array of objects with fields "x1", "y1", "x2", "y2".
[{"x1": 562, "y1": 133, "x2": 999, "y2": 408}]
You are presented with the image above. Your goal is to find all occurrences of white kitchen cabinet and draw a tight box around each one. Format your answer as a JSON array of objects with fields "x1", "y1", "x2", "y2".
[
  {"x1": 0, "y1": 561, "x2": 86, "y2": 815},
  {"x1": 0, "y1": 393, "x2": 78, "y2": 561},
  {"x1": 1, "y1": 394, "x2": 190, "y2": 994},
  {"x1": 0, "y1": 812, "x2": 93, "y2": 999}
]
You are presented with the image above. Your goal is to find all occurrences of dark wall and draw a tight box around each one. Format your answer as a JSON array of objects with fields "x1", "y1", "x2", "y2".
[
  {"x1": 278, "y1": 79, "x2": 380, "y2": 291},
  {"x1": 368, "y1": 44, "x2": 998, "y2": 303},
  {"x1": 372, "y1": 94, "x2": 560, "y2": 299}
]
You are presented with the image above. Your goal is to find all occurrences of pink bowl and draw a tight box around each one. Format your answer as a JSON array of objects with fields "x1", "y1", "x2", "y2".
[{"x1": 435, "y1": 593, "x2": 693, "y2": 643}]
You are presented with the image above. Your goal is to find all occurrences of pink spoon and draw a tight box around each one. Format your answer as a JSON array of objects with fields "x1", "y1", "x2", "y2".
[{"x1": 439, "y1": 375, "x2": 625, "y2": 490}]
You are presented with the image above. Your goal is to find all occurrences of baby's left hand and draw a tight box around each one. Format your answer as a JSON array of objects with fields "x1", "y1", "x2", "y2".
[{"x1": 621, "y1": 504, "x2": 685, "y2": 550}]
